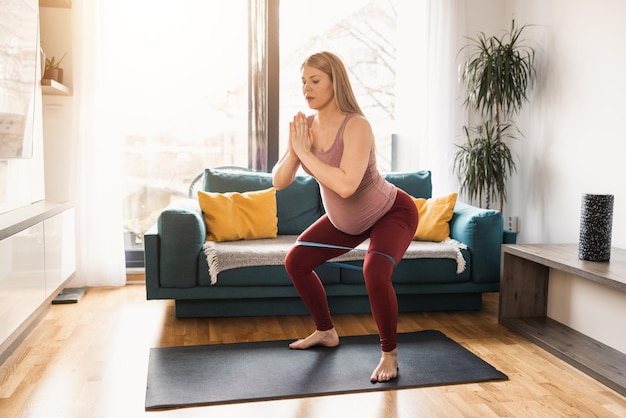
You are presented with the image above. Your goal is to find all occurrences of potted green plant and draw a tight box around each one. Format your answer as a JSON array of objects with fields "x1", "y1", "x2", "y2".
[
  {"x1": 453, "y1": 20, "x2": 536, "y2": 212},
  {"x1": 43, "y1": 51, "x2": 68, "y2": 83}
]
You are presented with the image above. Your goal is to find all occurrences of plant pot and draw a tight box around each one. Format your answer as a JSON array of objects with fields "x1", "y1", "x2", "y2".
[{"x1": 43, "y1": 68, "x2": 63, "y2": 84}]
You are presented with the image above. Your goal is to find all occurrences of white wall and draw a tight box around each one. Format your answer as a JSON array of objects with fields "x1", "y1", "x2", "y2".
[
  {"x1": 503, "y1": 0, "x2": 624, "y2": 248},
  {"x1": 548, "y1": 270, "x2": 626, "y2": 353}
]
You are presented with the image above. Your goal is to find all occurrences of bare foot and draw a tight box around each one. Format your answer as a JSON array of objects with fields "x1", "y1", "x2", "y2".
[
  {"x1": 289, "y1": 328, "x2": 340, "y2": 349},
  {"x1": 370, "y1": 348, "x2": 398, "y2": 383}
]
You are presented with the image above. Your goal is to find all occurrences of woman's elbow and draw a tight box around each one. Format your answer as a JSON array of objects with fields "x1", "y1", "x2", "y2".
[
  {"x1": 337, "y1": 184, "x2": 358, "y2": 199},
  {"x1": 272, "y1": 175, "x2": 292, "y2": 191},
  {"x1": 272, "y1": 178, "x2": 284, "y2": 190}
]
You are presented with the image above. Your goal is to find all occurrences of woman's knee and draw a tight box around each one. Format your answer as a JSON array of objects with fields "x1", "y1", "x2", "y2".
[
  {"x1": 362, "y1": 255, "x2": 394, "y2": 289},
  {"x1": 285, "y1": 246, "x2": 315, "y2": 276},
  {"x1": 284, "y1": 248, "x2": 299, "y2": 276}
]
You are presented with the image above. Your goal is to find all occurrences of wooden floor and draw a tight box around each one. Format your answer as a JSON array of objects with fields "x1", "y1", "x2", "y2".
[{"x1": 1, "y1": 283, "x2": 626, "y2": 418}]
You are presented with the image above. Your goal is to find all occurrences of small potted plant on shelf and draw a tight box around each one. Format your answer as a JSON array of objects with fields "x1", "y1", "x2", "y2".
[{"x1": 43, "y1": 51, "x2": 68, "y2": 84}]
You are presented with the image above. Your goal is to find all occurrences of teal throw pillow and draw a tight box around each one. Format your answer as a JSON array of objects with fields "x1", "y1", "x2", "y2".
[{"x1": 384, "y1": 170, "x2": 432, "y2": 199}]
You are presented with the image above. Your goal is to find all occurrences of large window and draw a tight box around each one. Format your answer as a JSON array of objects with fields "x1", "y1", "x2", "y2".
[
  {"x1": 119, "y1": 0, "x2": 401, "y2": 263},
  {"x1": 113, "y1": 2, "x2": 249, "y2": 256}
]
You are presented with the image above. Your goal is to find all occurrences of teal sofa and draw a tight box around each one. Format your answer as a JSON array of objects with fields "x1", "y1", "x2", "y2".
[{"x1": 144, "y1": 168, "x2": 515, "y2": 318}]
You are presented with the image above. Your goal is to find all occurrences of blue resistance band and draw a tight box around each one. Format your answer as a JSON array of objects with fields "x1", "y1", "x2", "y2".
[{"x1": 295, "y1": 240, "x2": 397, "y2": 271}]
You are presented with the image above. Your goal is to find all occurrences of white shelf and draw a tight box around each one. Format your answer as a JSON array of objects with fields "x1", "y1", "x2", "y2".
[
  {"x1": 40, "y1": 0, "x2": 71, "y2": 8},
  {"x1": 41, "y1": 78, "x2": 72, "y2": 96}
]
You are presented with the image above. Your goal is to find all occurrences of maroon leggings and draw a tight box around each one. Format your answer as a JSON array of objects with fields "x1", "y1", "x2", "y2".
[{"x1": 284, "y1": 189, "x2": 418, "y2": 352}]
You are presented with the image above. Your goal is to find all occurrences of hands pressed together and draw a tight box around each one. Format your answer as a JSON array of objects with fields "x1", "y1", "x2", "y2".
[{"x1": 289, "y1": 112, "x2": 312, "y2": 160}]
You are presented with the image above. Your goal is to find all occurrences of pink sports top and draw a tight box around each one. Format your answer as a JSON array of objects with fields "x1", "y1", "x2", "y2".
[{"x1": 302, "y1": 113, "x2": 397, "y2": 235}]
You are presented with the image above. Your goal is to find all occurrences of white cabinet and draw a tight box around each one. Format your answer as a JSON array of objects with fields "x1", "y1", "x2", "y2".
[
  {"x1": 0, "y1": 223, "x2": 46, "y2": 348},
  {"x1": 0, "y1": 203, "x2": 75, "y2": 364},
  {"x1": 43, "y1": 207, "x2": 75, "y2": 298}
]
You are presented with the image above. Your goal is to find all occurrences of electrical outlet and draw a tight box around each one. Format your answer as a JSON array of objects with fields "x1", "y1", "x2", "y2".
[{"x1": 507, "y1": 216, "x2": 519, "y2": 232}]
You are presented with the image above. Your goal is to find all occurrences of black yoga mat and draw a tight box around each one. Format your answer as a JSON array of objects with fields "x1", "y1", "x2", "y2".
[{"x1": 145, "y1": 330, "x2": 507, "y2": 410}]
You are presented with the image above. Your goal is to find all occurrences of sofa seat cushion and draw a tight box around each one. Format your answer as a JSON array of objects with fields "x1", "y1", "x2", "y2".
[
  {"x1": 203, "y1": 168, "x2": 323, "y2": 235},
  {"x1": 339, "y1": 248, "x2": 471, "y2": 285},
  {"x1": 196, "y1": 259, "x2": 341, "y2": 286},
  {"x1": 200, "y1": 234, "x2": 467, "y2": 285}
]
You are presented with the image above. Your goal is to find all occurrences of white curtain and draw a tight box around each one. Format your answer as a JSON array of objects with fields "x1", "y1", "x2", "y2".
[
  {"x1": 395, "y1": 0, "x2": 466, "y2": 195},
  {"x1": 71, "y1": 0, "x2": 126, "y2": 286}
]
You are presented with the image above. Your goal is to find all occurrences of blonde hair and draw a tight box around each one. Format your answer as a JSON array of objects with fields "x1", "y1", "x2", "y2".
[{"x1": 302, "y1": 51, "x2": 364, "y2": 116}]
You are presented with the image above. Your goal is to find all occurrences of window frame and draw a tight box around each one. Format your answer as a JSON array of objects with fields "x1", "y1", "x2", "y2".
[{"x1": 248, "y1": 0, "x2": 280, "y2": 172}]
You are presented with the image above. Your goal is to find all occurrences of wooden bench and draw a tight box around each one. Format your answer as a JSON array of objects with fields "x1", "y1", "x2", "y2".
[{"x1": 499, "y1": 243, "x2": 626, "y2": 396}]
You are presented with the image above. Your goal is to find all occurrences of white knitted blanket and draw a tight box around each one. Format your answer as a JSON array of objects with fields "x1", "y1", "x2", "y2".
[{"x1": 202, "y1": 235, "x2": 467, "y2": 285}]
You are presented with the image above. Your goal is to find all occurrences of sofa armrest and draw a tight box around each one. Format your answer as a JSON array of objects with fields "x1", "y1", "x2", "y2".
[
  {"x1": 157, "y1": 198, "x2": 206, "y2": 287},
  {"x1": 449, "y1": 201, "x2": 503, "y2": 283},
  {"x1": 503, "y1": 229, "x2": 518, "y2": 244},
  {"x1": 144, "y1": 224, "x2": 160, "y2": 299}
]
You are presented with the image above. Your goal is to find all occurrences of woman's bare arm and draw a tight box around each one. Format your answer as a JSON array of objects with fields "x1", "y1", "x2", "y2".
[
  {"x1": 272, "y1": 150, "x2": 300, "y2": 190},
  {"x1": 293, "y1": 113, "x2": 373, "y2": 198}
]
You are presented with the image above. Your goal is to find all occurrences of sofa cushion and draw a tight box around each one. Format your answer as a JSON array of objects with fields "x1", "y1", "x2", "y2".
[
  {"x1": 384, "y1": 170, "x2": 432, "y2": 198},
  {"x1": 412, "y1": 193, "x2": 457, "y2": 242},
  {"x1": 198, "y1": 188, "x2": 278, "y2": 242},
  {"x1": 276, "y1": 175, "x2": 324, "y2": 234},
  {"x1": 339, "y1": 253, "x2": 471, "y2": 285},
  {"x1": 197, "y1": 258, "x2": 341, "y2": 286},
  {"x1": 203, "y1": 168, "x2": 323, "y2": 235}
]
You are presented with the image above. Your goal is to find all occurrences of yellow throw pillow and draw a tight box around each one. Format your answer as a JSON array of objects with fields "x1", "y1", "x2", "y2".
[
  {"x1": 198, "y1": 188, "x2": 278, "y2": 242},
  {"x1": 411, "y1": 192, "x2": 458, "y2": 242}
]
